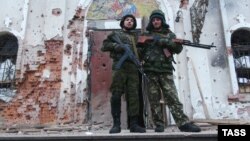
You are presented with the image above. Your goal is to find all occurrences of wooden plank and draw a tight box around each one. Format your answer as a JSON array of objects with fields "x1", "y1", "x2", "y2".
[{"x1": 190, "y1": 59, "x2": 210, "y2": 119}]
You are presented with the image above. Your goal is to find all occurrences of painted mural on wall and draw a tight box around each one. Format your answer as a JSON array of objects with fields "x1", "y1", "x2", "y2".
[{"x1": 87, "y1": 0, "x2": 159, "y2": 19}]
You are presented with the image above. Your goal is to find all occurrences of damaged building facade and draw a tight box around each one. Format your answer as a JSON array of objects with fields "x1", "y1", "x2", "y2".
[{"x1": 0, "y1": 0, "x2": 250, "y2": 129}]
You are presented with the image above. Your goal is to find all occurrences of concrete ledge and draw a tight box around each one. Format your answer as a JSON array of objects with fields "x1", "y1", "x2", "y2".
[{"x1": 0, "y1": 130, "x2": 217, "y2": 141}]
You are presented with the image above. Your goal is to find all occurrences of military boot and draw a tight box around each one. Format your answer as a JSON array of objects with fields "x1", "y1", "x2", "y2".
[
  {"x1": 179, "y1": 122, "x2": 201, "y2": 132},
  {"x1": 109, "y1": 114, "x2": 121, "y2": 133},
  {"x1": 129, "y1": 116, "x2": 146, "y2": 133},
  {"x1": 109, "y1": 93, "x2": 121, "y2": 134},
  {"x1": 155, "y1": 125, "x2": 164, "y2": 132}
]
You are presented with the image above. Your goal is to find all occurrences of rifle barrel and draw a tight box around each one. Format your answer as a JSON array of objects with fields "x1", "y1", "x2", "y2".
[{"x1": 182, "y1": 42, "x2": 216, "y2": 49}]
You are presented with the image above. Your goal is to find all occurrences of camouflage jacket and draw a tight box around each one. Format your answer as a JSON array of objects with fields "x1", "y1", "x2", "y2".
[
  {"x1": 101, "y1": 30, "x2": 139, "y2": 71},
  {"x1": 139, "y1": 28, "x2": 183, "y2": 73}
]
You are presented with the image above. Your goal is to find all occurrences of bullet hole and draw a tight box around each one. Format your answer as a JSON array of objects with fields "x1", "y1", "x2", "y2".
[
  {"x1": 52, "y1": 8, "x2": 62, "y2": 16},
  {"x1": 17, "y1": 113, "x2": 22, "y2": 118},
  {"x1": 64, "y1": 44, "x2": 72, "y2": 55},
  {"x1": 26, "y1": 115, "x2": 31, "y2": 120},
  {"x1": 37, "y1": 50, "x2": 44, "y2": 56},
  {"x1": 83, "y1": 60, "x2": 88, "y2": 68},
  {"x1": 67, "y1": 20, "x2": 74, "y2": 28}
]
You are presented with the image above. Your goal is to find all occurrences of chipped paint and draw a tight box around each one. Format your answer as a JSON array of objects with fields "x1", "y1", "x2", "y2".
[
  {"x1": 4, "y1": 17, "x2": 12, "y2": 28},
  {"x1": 7, "y1": 0, "x2": 29, "y2": 40},
  {"x1": 57, "y1": 3, "x2": 89, "y2": 125}
]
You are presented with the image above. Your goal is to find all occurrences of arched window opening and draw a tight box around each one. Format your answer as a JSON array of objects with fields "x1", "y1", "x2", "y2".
[
  {"x1": 231, "y1": 29, "x2": 250, "y2": 93},
  {"x1": 0, "y1": 32, "x2": 18, "y2": 102}
]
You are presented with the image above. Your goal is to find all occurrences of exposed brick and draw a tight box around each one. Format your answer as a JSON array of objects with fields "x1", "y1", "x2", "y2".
[{"x1": 3, "y1": 40, "x2": 63, "y2": 126}]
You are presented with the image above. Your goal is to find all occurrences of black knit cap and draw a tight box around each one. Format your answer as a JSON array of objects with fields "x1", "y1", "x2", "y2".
[
  {"x1": 120, "y1": 14, "x2": 137, "y2": 30},
  {"x1": 146, "y1": 9, "x2": 169, "y2": 31}
]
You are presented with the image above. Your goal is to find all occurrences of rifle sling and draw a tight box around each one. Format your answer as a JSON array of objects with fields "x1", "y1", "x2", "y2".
[{"x1": 128, "y1": 35, "x2": 139, "y2": 58}]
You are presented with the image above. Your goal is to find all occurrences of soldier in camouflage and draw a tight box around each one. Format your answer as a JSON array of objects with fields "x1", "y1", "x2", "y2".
[
  {"x1": 101, "y1": 14, "x2": 146, "y2": 134},
  {"x1": 139, "y1": 9, "x2": 201, "y2": 132}
]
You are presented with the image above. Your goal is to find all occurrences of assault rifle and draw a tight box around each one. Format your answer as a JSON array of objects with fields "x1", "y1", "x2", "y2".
[
  {"x1": 111, "y1": 35, "x2": 148, "y2": 80},
  {"x1": 138, "y1": 35, "x2": 216, "y2": 49}
]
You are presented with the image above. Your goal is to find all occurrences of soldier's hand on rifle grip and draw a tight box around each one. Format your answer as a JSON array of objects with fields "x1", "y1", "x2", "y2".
[
  {"x1": 156, "y1": 38, "x2": 169, "y2": 46},
  {"x1": 172, "y1": 38, "x2": 184, "y2": 44},
  {"x1": 114, "y1": 45, "x2": 124, "y2": 53},
  {"x1": 153, "y1": 36, "x2": 160, "y2": 42}
]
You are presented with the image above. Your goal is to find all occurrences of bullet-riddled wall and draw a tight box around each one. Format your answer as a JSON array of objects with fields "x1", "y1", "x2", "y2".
[{"x1": 0, "y1": 0, "x2": 90, "y2": 126}]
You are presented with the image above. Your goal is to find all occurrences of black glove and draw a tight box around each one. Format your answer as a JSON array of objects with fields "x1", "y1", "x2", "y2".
[
  {"x1": 153, "y1": 35, "x2": 160, "y2": 42},
  {"x1": 156, "y1": 38, "x2": 172, "y2": 46},
  {"x1": 153, "y1": 36, "x2": 166, "y2": 46}
]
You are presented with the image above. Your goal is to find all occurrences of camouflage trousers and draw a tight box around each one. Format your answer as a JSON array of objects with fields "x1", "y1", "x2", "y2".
[
  {"x1": 146, "y1": 72, "x2": 189, "y2": 127},
  {"x1": 110, "y1": 63, "x2": 139, "y2": 117}
]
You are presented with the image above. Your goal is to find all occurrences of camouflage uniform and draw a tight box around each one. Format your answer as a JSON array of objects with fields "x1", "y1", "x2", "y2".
[
  {"x1": 139, "y1": 10, "x2": 189, "y2": 128},
  {"x1": 101, "y1": 15, "x2": 145, "y2": 133},
  {"x1": 102, "y1": 30, "x2": 140, "y2": 117}
]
